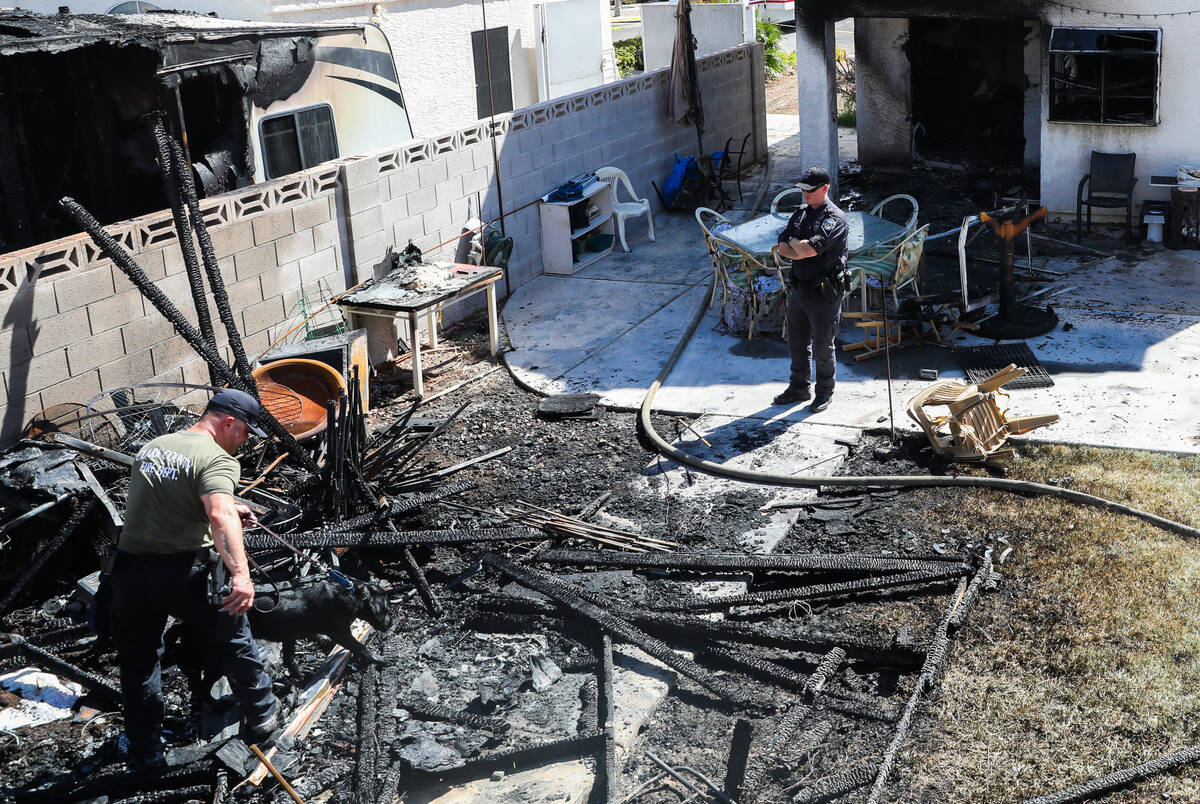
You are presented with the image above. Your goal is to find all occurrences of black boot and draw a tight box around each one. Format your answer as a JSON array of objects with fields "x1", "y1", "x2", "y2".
[{"x1": 772, "y1": 384, "x2": 812, "y2": 406}]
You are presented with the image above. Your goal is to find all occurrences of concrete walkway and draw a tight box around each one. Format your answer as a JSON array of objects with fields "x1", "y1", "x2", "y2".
[{"x1": 504, "y1": 127, "x2": 1200, "y2": 455}]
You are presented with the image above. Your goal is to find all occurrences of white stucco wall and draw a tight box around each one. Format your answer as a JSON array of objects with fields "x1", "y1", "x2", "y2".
[
  {"x1": 1039, "y1": 6, "x2": 1195, "y2": 220},
  {"x1": 641, "y1": 1, "x2": 755, "y2": 72}
]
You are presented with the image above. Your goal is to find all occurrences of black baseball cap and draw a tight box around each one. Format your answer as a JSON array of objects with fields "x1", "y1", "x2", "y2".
[
  {"x1": 207, "y1": 388, "x2": 267, "y2": 437},
  {"x1": 796, "y1": 166, "x2": 831, "y2": 191}
]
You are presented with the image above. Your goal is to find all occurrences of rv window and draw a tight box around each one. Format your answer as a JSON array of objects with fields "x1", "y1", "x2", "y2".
[
  {"x1": 261, "y1": 106, "x2": 339, "y2": 180},
  {"x1": 1049, "y1": 28, "x2": 1160, "y2": 124},
  {"x1": 472, "y1": 27, "x2": 514, "y2": 119}
]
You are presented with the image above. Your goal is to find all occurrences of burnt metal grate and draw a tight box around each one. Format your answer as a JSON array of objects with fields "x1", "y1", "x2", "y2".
[{"x1": 952, "y1": 343, "x2": 1054, "y2": 389}]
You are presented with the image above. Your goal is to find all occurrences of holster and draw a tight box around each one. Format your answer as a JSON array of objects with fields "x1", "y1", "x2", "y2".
[{"x1": 203, "y1": 550, "x2": 227, "y2": 607}]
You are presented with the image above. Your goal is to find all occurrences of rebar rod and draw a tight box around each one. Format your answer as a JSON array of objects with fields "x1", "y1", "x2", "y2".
[
  {"x1": 150, "y1": 115, "x2": 217, "y2": 384},
  {"x1": 399, "y1": 698, "x2": 510, "y2": 734},
  {"x1": 57, "y1": 197, "x2": 319, "y2": 473},
  {"x1": 243, "y1": 525, "x2": 539, "y2": 551},
  {"x1": 741, "y1": 649, "x2": 845, "y2": 804},
  {"x1": 598, "y1": 634, "x2": 617, "y2": 804},
  {"x1": 480, "y1": 552, "x2": 755, "y2": 707},
  {"x1": 663, "y1": 567, "x2": 966, "y2": 611},
  {"x1": 790, "y1": 765, "x2": 876, "y2": 804},
  {"x1": 538, "y1": 549, "x2": 969, "y2": 576},
  {"x1": 0, "y1": 496, "x2": 92, "y2": 617},
  {"x1": 1017, "y1": 745, "x2": 1200, "y2": 804}
]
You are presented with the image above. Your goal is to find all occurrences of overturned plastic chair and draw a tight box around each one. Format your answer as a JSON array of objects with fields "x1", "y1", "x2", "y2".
[
  {"x1": 597, "y1": 166, "x2": 655, "y2": 252},
  {"x1": 906, "y1": 364, "x2": 1058, "y2": 462}
]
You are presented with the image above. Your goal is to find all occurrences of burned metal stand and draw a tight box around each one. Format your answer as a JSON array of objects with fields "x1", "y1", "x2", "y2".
[{"x1": 976, "y1": 206, "x2": 1058, "y2": 339}]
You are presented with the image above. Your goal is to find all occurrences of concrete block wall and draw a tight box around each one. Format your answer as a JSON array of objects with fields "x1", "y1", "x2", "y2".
[{"x1": 0, "y1": 43, "x2": 762, "y2": 445}]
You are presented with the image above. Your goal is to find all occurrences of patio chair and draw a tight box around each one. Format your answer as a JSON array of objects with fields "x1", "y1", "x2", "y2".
[
  {"x1": 847, "y1": 224, "x2": 930, "y2": 314},
  {"x1": 1076, "y1": 151, "x2": 1137, "y2": 241},
  {"x1": 906, "y1": 364, "x2": 1059, "y2": 462},
  {"x1": 866, "y1": 194, "x2": 920, "y2": 249},
  {"x1": 597, "y1": 166, "x2": 655, "y2": 253},
  {"x1": 770, "y1": 187, "x2": 806, "y2": 215},
  {"x1": 715, "y1": 132, "x2": 752, "y2": 204},
  {"x1": 704, "y1": 235, "x2": 787, "y2": 340}
]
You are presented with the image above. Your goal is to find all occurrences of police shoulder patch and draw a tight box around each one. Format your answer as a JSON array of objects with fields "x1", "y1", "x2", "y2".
[{"x1": 821, "y1": 218, "x2": 837, "y2": 234}]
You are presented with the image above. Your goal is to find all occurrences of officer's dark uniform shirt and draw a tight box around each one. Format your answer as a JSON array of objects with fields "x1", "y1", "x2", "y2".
[{"x1": 778, "y1": 199, "x2": 850, "y2": 282}]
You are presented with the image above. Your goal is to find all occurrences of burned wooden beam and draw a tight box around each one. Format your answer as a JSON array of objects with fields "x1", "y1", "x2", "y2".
[
  {"x1": 537, "y1": 549, "x2": 969, "y2": 576},
  {"x1": 1017, "y1": 745, "x2": 1200, "y2": 804},
  {"x1": 791, "y1": 764, "x2": 877, "y2": 804},
  {"x1": 479, "y1": 552, "x2": 755, "y2": 708},
  {"x1": 3, "y1": 633, "x2": 121, "y2": 704},
  {"x1": 411, "y1": 732, "x2": 605, "y2": 784},
  {"x1": 242, "y1": 525, "x2": 539, "y2": 551},
  {"x1": 0, "y1": 496, "x2": 94, "y2": 619},
  {"x1": 399, "y1": 698, "x2": 510, "y2": 735},
  {"x1": 597, "y1": 634, "x2": 617, "y2": 804},
  {"x1": 325, "y1": 481, "x2": 476, "y2": 533}
]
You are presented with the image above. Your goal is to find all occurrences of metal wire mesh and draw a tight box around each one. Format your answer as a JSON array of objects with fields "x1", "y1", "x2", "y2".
[{"x1": 83, "y1": 383, "x2": 222, "y2": 453}]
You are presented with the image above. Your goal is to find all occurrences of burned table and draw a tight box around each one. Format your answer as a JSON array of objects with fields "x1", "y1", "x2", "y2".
[{"x1": 337, "y1": 264, "x2": 501, "y2": 396}]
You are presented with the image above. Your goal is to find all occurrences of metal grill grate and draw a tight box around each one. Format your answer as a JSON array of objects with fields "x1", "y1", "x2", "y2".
[{"x1": 952, "y1": 343, "x2": 1054, "y2": 389}]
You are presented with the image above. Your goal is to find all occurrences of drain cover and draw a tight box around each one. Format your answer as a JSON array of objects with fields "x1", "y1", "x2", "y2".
[
  {"x1": 537, "y1": 393, "x2": 603, "y2": 419},
  {"x1": 951, "y1": 343, "x2": 1054, "y2": 390}
]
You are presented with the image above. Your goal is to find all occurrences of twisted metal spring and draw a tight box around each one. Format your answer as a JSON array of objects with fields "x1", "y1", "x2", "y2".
[
  {"x1": 0, "y1": 497, "x2": 92, "y2": 617},
  {"x1": 663, "y1": 567, "x2": 966, "y2": 612},
  {"x1": 166, "y1": 131, "x2": 255, "y2": 390},
  {"x1": 57, "y1": 197, "x2": 318, "y2": 473},
  {"x1": 150, "y1": 115, "x2": 217, "y2": 383},
  {"x1": 790, "y1": 765, "x2": 876, "y2": 804},
  {"x1": 352, "y1": 663, "x2": 381, "y2": 803},
  {"x1": 537, "y1": 549, "x2": 970, "y2": 576},
  {"x1": 741, "y1": 649, "x2": 845, "y2": 804},
  {"x1": 110, "y1": 785, "x2": 214, "y2": 804},
  {"x1": 399, "y1": 697, "x2": 511, "y2": 734},
  {"x1": 1017, "y1": 745, "x2": 1200, "y2": 804},
  {"x1": 244, "y1": 525, "x2": 540, "y2": 551},
  {"x1": 481, "y1": 552, "x2": 755, "y2": 708}
]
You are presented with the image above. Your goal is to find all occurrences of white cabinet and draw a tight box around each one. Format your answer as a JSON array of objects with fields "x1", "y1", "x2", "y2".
[{"x1": 539, "y1": 180, "x2": 614, "y2": 275}]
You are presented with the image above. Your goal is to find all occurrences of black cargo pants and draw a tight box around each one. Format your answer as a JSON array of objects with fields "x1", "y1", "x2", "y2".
[{"x1": 785, "y1": 278, "x2": 844, "y2": 398}]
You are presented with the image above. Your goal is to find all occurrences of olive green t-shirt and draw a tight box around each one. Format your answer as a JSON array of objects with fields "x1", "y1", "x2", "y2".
[{"x1": 118, "y1": 431, "x2": 241, "y2": 554}]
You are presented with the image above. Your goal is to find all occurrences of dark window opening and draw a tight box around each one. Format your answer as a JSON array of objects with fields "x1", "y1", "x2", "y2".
[
  {"x1": 1049, "y1": 28, "x2": 1159, "y2": 125},
  {"x1": 260, "y1": 105, "x2": 338, "y2": 180},
  {"x1": 909, "y1": 18, "x2": 1028, "y2": 166},
  {"x1": 472, "y1": 26, "x2": 513, "y2": 119}
]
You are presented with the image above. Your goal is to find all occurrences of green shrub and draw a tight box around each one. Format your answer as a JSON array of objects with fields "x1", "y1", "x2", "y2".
[
  {"x1": 756, "y1": 14, "x2": 795, "y2": 79},
  {"x1": 615, "y1": 36, "x2": 644, "y2": 77}
]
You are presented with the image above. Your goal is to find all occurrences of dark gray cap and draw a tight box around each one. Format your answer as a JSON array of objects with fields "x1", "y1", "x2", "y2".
[
  {"x1": 207, "y1": 388, "x2": 267, "y2": 437},
  {"x1": 796, "y1": 166, "x2": 831, "y2": 191}
]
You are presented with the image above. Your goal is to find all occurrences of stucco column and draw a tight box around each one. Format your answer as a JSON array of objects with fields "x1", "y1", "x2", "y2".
[
  {"x1": 794, "y1": 13, "x2": 839, "y2": 195},
  {"x1": 855, "y1": 18, "x2": 912, "y2": 170}
]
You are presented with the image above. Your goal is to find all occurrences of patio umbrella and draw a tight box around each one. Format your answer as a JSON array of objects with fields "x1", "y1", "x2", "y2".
[{"x1": 668, "y1": 0, "x2": 705, "y2": 157}]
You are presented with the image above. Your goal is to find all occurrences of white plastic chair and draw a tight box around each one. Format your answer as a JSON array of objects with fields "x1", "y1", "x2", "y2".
[
  {"x1": 597, "y1": 166, "x2": 655, "y2": 252},
  {"x1": 770, "y1": 187, "x2": 806, "y2": 215}
]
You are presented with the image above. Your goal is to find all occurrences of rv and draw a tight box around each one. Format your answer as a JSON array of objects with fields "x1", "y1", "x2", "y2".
[{"x1": 0, "y1": 10, "x2": 412, "y2": 253}]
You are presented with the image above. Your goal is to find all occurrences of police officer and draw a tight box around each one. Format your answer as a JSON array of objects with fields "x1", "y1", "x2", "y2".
[{"x1": 774, "y1": 166, "x2": 849, "y2": 412}]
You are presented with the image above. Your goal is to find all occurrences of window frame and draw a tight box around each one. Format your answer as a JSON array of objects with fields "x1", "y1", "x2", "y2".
[
  {"x1": 1048, "y1": 26, "x2": 1161, "y2": 126},
  {"x1": 258, "y1": 103, "x2": 340, "y2": 180}
]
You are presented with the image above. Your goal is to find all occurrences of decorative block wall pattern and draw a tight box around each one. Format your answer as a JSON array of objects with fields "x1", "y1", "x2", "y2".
[{"x1": 0, "y1": 44, "x2": 762, "y2": 444}]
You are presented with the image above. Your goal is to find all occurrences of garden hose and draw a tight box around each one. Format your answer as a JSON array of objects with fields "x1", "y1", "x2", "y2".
[{"x1": 633, "y1": 276, "x2": 1200, "y2": 540}]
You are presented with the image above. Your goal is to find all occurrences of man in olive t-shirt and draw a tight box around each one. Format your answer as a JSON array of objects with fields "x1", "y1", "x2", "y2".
[{"x1": 111, "y1": 389, "x2": 278, "y2": 772}]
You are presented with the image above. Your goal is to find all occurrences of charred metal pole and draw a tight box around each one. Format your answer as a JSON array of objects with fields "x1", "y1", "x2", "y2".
[
  {"x1": 665, "y1": 567, "x2": 967, "y2": 611},
  {"x1": 538, "y1": 549, "x2": 969, "y2": 575},
  {"x1": 149, "y1": 114, "x2": 218, "y2": 385},
  {"x1": 242, "y1": 525, "x2": 539, "y2": 551},
  {"x1": 1018, "y1": 746, "x2": 1200, "y2": 804},
  {"x1": 480, "y1": 552, "x2": 755, "y2": 707},
  {"x1": 166, "y1": 134, "x2": 256, "y2": 391},
  {"x1": 57, "y1": 197, "x2": 319, "y2": 473},
  {"x1": 0, "y1": 496, "x2": 92, "y2": 618},
  {"x1": 740, "y1": 648, "x2": 845, "y2": 804},
  {"x1": 597, "y1": 634, "x2": 617, "y2": 804}
]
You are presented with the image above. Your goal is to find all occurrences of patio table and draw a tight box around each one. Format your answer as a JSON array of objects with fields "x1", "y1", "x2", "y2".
[{"x1": 715, "y1": 210, "x2": 908, "y2": 259}]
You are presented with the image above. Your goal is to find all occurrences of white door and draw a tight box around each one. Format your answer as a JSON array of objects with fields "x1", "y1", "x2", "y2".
[{"x1": 535, "y1": 0, "x2": 605, "y2": 101}]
